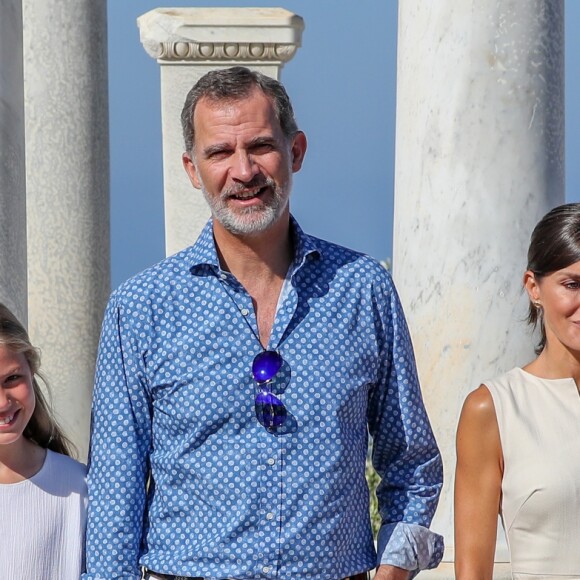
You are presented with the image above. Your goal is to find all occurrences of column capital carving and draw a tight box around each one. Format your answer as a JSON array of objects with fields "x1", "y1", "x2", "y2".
[
  {"x1": 154, "y1": 41, "x2": 298, "y2": 63},
  {"x1": 138, "y1": 8, "x2": 304, "y2": 65}
]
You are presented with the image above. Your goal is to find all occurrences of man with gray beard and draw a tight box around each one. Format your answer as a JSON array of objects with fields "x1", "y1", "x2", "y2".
[{"x1": 84, "y1": 66, "x2": 443, "y2": 580}]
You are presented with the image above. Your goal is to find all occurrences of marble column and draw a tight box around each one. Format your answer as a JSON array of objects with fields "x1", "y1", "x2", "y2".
[
  {"x1": 22, "y1": 0, "x2": 110, "y2": 459},
  {"x1": 138, "y1": 8, "x2": 304, "y2": 256},
  {"x1": 393, "y1": 2, "x2": 564, "y2": 577},
  {"x1": 0, "y1": 0, "x2": 27, "y2": 322}
]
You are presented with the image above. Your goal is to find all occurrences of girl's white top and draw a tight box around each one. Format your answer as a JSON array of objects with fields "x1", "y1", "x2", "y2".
[
  {"x1": 485, "y1": 367, "x2": 580, "y2": 578},
  {"x1": 0, "y1": 449, "x2": 87, "y2": 580}
]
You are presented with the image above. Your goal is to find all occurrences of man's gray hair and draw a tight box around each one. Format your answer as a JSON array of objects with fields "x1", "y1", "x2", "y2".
[{"x1": 181, "y1": 66, "x2": 299, "y2": 153}]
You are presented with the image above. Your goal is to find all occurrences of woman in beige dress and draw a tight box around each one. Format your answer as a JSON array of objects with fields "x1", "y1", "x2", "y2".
[{"x1": 455, "y1": 203, "x2": 580, "y2": 579}]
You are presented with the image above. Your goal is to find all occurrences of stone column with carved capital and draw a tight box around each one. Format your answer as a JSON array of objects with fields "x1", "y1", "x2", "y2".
[
  {"x1": 393, "y1": 2, "x2": 564, "y2": 577},
  {"x1": 0, "y1": 0, "x2": 27, "y2": 322},
  {"x1": 138, "y1": 8, "x2": 304, "y2": 256},
  {"x1": 22, "y1": 0, "x2": 110, "y2": 459}
]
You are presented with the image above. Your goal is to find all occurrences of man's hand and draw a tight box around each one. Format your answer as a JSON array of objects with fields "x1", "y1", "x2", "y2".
[{"x1": 374, "y1": 564, "x2": 411, "y2": 580}]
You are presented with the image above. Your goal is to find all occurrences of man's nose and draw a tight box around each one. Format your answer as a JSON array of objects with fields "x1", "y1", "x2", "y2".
[{"x1": 230, "y1": 150, "x2": 259, "y2": 182}]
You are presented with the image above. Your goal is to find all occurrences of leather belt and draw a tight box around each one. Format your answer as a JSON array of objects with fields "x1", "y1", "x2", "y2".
[{"x1": 145, "y1": 571, "x2": 369, "y2": 580}]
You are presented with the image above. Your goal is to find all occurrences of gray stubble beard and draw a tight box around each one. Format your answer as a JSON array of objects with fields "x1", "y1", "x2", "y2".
[{"x1": 197, "y1": 168, "x2": 292, "y2": 236}]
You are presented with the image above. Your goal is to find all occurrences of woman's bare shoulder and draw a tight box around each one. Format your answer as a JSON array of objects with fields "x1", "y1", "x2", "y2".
[
  {"x1": 461, "y1": 384, "x2": 496, "y2": 419},
  {"x1": 457, "y1": 384, "x2": 501, "y2": 457}
]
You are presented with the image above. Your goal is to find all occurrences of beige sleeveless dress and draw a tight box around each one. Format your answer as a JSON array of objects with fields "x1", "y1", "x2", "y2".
[{"x1": 485, "y1": 368, "x2": 580, "y2": 579}]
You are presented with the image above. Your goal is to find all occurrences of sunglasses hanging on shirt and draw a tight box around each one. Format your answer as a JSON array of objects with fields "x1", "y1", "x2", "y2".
[{"x1": 252, "y1": 350, "x2": 288, "y2": 431}]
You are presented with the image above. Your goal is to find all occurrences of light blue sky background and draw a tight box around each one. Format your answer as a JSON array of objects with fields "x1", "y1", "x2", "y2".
[{"x1": 108, "y1": 2, "x2": 579, "y2": 289}]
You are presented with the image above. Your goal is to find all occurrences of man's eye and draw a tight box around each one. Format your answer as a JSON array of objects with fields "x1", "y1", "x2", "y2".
[
  {"x1": 208, "y1": 151, "x2": 229, "y2": 160},
  {"x1": 251, "y1": 144, "x2": 275, "y2": 155}
]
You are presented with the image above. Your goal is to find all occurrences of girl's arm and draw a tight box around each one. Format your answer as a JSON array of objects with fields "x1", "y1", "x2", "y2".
[{"x1": 454, "y1": 385, "x2": 503, "y2": 580}]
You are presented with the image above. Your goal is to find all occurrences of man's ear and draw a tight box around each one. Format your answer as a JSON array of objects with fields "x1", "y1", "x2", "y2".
[
  {"x1": 182, "y1": 152, "x2": 201, "y2": 189},
  {"x1": 290, "y1": 131, "x2": 307, "y2": 173}
]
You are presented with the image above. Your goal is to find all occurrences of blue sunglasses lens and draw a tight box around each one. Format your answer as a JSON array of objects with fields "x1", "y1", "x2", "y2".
[
  {"x1": 252, "y1": 351, "x2": 287, "y2": 430},
  {"x1": 255, "y1": 390, "x2": 288, "y2": 429},
  {"x1": 252, "y1": 350, "x2": 283, "y2": 383}
]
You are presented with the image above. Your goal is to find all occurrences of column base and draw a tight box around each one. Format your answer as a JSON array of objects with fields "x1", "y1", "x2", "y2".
[{"x1": 417, "y1": 562, "x2": 512, "y2": 579}]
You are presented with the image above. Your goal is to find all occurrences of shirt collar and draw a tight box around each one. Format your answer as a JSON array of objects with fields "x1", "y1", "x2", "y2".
[{"x1": 187, "y1": 216, "x2": 321, "y2": 275}]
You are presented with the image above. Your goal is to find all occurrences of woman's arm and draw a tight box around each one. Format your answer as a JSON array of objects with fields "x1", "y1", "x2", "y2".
[{"x1": 454, "y1": 385, "x2": 503, "y2": 580}]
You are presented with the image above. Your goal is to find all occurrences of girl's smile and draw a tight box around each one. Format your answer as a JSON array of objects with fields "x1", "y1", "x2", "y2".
[{"x1": 0, "y1": 347, "x2": 36, "y2": 448}]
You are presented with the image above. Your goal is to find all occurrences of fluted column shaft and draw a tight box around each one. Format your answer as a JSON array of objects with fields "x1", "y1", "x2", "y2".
[
  {"x1": 0, "y1": 0, "x2": 27, "y2": 321},
  {"x1": 23, "y1": 0, "x2": 110, "y2": 459},
  {"x1": 393, "y1": 2, "x2": 564, "y2": 576}
]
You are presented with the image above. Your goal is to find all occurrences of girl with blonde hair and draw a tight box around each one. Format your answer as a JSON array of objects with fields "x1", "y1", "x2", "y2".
[{"x1": 0, "y1": 302, "x2": 87, "y2": 579}]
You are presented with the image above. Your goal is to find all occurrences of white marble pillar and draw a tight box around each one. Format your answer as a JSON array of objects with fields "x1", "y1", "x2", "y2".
[
  {"x1": 22, "y1": 0, "x2": 110, "y2": 459},
  {"x1": 0, "y1": 0, "x2": 27, "y2": 322},
  {"x1": 393, "y1": 2, "x2": 564, "y2": 577},
  {"x1": 138, "y1": 8, "x2": 304, "y2": 256}
]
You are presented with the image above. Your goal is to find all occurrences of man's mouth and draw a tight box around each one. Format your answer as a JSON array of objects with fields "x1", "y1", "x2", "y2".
[{"x1": 229, "y1": 186, "x2": 267, "y2": 201}]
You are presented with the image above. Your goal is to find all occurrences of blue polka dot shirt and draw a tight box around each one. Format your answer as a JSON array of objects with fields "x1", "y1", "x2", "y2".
[{"x1": 83, "y1": 217, "x2": 443, "y2": 580}]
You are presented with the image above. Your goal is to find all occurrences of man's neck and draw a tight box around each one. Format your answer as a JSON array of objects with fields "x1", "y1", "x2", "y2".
[{"x1": 213, "y1": 215, "x2": 293, "y2": 288}]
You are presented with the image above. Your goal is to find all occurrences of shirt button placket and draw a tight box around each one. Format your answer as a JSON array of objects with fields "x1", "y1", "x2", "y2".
[
  {"x1": 263, "y1": 456, "x2": 278, "y2": 526},
  {"x1": 259, "y1": 452, "x2": 281, "y2": 577}
]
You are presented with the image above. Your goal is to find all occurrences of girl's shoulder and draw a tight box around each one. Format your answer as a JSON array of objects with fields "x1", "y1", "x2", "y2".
[
  {"x1": 40, "y1": 450, "x2": 87, "y2": 493},
  {"x1": 46, "y1": 449, "x2": 86, "y2": 471}
]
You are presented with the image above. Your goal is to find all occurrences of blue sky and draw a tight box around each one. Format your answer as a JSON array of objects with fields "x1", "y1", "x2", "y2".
[{"x1": 108, "y1": 2, "x2": 579, "y2": 289}]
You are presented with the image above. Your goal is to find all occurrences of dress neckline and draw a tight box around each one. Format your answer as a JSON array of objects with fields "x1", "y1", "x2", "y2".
[{"x1": 516, "y1": 366, "x2": 579, "y2": 388}]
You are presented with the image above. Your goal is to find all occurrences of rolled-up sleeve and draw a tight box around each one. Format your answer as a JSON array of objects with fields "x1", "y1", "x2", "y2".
[
  {"x1": 368, "y1": 273, "x2": 444, "y2": 574},
  {"x1": 377, "y1": 522, "x2": 443, "y2": 573},
  {"x1": 82, "y1": 295, "x2": 153, "y2": 580}
]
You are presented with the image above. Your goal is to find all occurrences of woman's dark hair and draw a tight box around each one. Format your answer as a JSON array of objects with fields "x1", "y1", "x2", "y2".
[
  {"x1": 526, "y1": 203, "x2": 580, "y2": 353},
  {"x1": 0, "y1": 303, "x2": 75, "y2": 457}
]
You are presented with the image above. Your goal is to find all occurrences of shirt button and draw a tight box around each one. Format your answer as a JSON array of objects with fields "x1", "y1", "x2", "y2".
[
  {"x1": 219, "y1": 272, "x2": 227, "y2": 280},
  {"x1": 267, "y1": 458, "x2": 275, "y2": 465},
  {"x1": 240, "y1": 308, "x2": 250, "y2": 316},
  {"x1": 266, "y1": 512, "x2": 274, "y2": 520},
  {"x1": 262, "y1": 566, "x2": 271, "y2": 573}
]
